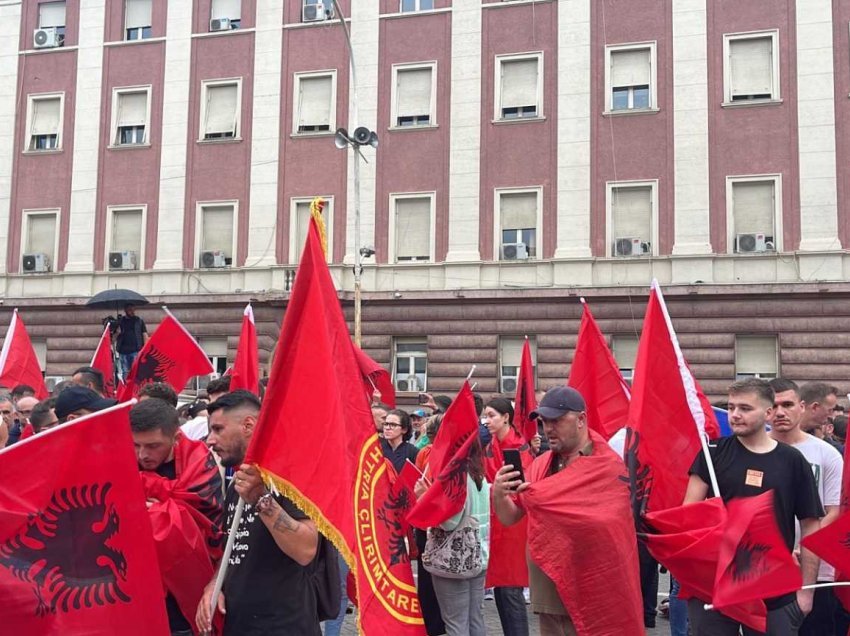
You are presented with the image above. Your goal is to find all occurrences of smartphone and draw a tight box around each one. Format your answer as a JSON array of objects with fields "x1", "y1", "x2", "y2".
[
  {"x1": 502, "y1": 449, "x2": 526, "y2": 486},
  {"x1": 417, "y1": 393, "x2": 429, "y2": 405}
]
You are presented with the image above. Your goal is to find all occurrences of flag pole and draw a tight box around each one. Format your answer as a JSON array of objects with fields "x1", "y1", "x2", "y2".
[
  {"x1": 466, "y1": 365, "x2": 477, "y2": 382},
  {"x1": 703, "y1": 582, "x2": 850, "y2": 610},
  {"x1": 208, "y1": 497, "x2": 246, "y2": 620}
]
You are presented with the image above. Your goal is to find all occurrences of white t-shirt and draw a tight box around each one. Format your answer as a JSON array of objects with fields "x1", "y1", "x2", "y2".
[
  {"x1": 793, "y1": 434, "x2": 843, "y2": 581},
  {"x1": 180, "y1": 415, "x2": 209, "y2": 441}
]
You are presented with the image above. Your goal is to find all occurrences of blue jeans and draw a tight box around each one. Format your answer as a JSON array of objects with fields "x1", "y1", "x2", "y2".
[
  {"x1": 119, "y1": 351, "x2": 138, "y2": 379},
  {"x1": 669, "y1": 577, "x2": 688, "y2": 636},
  {"x1": 322, "y1": 553, "x2": 349, "y2": 636},
  {"x1": 494, "y1": 586, "x2": 529, "y2": 636}
]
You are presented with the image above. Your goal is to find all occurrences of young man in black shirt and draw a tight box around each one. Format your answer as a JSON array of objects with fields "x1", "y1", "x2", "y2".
[{"x1": 684, "y1": 378, "x2": 823, "y2": 636}]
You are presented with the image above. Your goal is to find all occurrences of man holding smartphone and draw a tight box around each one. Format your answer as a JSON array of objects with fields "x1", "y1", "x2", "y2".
[{"x1": 492, "y1": 387, "x2": 642, "y2": 636}]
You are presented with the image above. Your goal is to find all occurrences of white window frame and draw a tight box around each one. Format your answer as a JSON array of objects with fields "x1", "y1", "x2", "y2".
[
  {"x1": 725, "y1": 174, "x2": 783, "y2": 254},
  {"x1": 24, "y1": 92, "x2": 65, "y2": 153},
  {"x1": 124, "y1": 0, "x2": 153, "y2": 40},
  {"x1": 199, "y1": 78, "x2": 242, "y2": 142},
  {"x1": 499, "y1": 336, "x2": 536, "y2": 393},
  {"x1": 494, "y1": 52, "x2": 544, "y2": 121},
  {"x1": 288, "y1": 196, "x2": 335, "y2": 265},
  {"x1": 195, "y1": 200, "x2": 239, "y2": 267},
  {"x1": 399, "y1": 0, "x2": 435, "y2": 12},
  {"x1": 388, "y1": 192, "x2": 437, "y2": 264},
  {"x1": 110, "y1": 85, "x2": 152, "y2": 147},
  {"x1": 292, "y1": 70, "x2": 337, "y2": 136},
  {"x1": 734, "y1": 335, "x2": 779, "y2": 380},
  {"x1": 605, "y1": 180, "x2": 659, "y2": 257},
  {"x1": 611, "y1": 335, "x2": 639, "y2": 382},
  {"x1": 604, "y1": 41, "x2": 657, "y2": 113},
  {"x1": 494, "y1": 186, "x2": 543, "y2": 261},
  {"x1": 105, "y1": 205, "x2": 147, "y2": 269},
  {"x1": 392, "y1": 337, "x2": 428, "y2": 393},
  {"x1": 21, "y1": 208, "x2": 60, "y2": 267},
  {"x1": 198, "y1": 337, "x2": 229, "y2": 375},
  {"x1": 722, "y1": 30, "x2": 781, "y2": 105},
  {"x1": 390, "y1": 61, "x2": 437, "y2": 129}
]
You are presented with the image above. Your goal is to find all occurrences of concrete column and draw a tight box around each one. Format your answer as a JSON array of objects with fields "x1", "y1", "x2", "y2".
[{"x1": 0, "y1": 0, "x2": 23, "y2": 275}]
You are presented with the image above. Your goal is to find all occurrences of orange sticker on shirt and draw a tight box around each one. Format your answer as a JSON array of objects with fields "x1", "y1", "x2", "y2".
[{"x1": 745, "y1": 469, "x2": 764, "y2": 487}]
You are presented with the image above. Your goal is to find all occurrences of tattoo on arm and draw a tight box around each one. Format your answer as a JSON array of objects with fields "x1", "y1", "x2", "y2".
[{"x1": 272, "y1": 509, "x2": 299, "y2": 533}]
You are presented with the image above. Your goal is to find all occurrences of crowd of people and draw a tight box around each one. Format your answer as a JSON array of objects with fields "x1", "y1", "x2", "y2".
[{"x1": 2, "y1": 367, "x2": 849, "y2": 636}]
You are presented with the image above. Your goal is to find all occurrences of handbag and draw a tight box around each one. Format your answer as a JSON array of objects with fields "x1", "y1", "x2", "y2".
[{"x1": 421, "y1": 513, "x2": 483, "y2": 579}]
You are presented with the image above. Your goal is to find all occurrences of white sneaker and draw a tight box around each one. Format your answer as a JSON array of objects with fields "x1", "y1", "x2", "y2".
[
  {"x1": 484, "y1": 588, "x2": 494, "y2": 600},
  {"x1": 523, "y1": 588, "x2": 531, "y2": 604}
]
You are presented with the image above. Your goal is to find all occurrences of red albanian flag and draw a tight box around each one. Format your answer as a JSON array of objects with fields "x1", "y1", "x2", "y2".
[
  {"x1": 91, "y1": 324, "x2": 117, "y2": 397},
  {"x1": 801, "y1": 508, "x2": 850, "y2": 602},
  {"x1": 421, "y1": 381, "x2": 478, "y2": 478},
  {"x1": 229, "y1": 303, "x2": 259, "y2": 394},
  {"x1": 568, "y1": 298, "x2": 630, "y2": 440},
  {"x1": 244, "y1": 217, "x2": 425, "y2": 635},
  {"x1": 515, "y1": 338, "x2": 538, "y2": 443},
  {"x1": 0, "y1": 309, "x2": 47, "y2": 399},
  {"x1": 0, "y1": 403, "x2": 169, "y2": 635},
  {"x1": 835, "y1": 436, "x2": 850, "y2": 611},
  {"x1": 625, "y1": 280, "x2": 719, "y2": 515},
  {"x1": 713, "y1": 491, "x2": 801, "y2": 611},
  {"x1": 120, "y1": 311, "x2": 214, "y2": 400},
  {"x1": 353, "y1": 345, "x2": 396, "y2": 408}
]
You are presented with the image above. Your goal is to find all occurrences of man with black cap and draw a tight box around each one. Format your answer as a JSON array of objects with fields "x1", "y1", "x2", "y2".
[
  {"x1": 493, "y1": 386, "x2": 643, "y2": 636},
  {"x1": 54, "y1": 385, "x2": 117, "y2": 424}
]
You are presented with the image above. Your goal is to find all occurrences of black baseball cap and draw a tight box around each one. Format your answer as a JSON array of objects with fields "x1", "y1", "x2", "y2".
[
  {"x1": 529, "y1": 386, "x2": 586, "y2": 420},
  {"x1": 55, "y1": 386, "x2": 117, "y2": 420}
]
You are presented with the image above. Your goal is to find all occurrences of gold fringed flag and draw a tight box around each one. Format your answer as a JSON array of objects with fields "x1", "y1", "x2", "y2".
[
  {"x1": 310, "y1": 196, "x2": 328, "y2": 257},
  {"x1": 244, "y1": 216, "x2": 425, "y2": 635}
]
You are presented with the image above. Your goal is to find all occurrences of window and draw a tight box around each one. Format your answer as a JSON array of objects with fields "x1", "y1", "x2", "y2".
[
  {"x1": 293, "y1": 72, "x2": 336, "y2": 134},
  {"x1": 497, "y1": 189, "x2": 539, "y2": 260},
  {"x1": 611, "y1": 335, "x2": 639, "y2": 382},
  {"x1": 125, "y1": 0, "x2": 152, "y2": 40},
  {"x1": 735, "y1": 336, "x2": 778, "y2": 380},
  {"x1": 31, "y1": 339, "x2": 47, "y2": 375},
  {"x1": 390, "y1": 194, "x2": 433, "y2": 263},
  {"x1": 22, "y1": 210, "x2": 58, "y2": 270},
  {"x1": 197, "y1": 203, "x2": 236, "y2": 267},
  {"x1": 289, "y1": 197, "x2": 334, "y2": 264},
  {"x1": 724, "y1": 31, "x2": 780, "y2": 103},
  {"x1": 38, "y1": 1, "x2": 66, "y2": 45},
  {"x1": 400, "y1": 0, "x2": 434, "y2": 13},
  {"x1": 727, "y1": 176, "x2": 781, "y2": 253},
  {"x1": 26, "y1": 94, "x2": 63, "y2": 151},
  {"x1": 606, "y1": 43, "x2": 656, "y2": 112},
  {"x1": 303, "y1": 0, "x2": 333, "y2": 20},
  {"x1": 199, "y1": 338, "x2": 229, "y2": 375},
  {"x1": 496, "y1": 53, "x2": 542, "y2": 120},
  {"x1": 393, "y1": 339, "x2": 427, "y2": 392},
  {"x1": 200, "y1": 80, "x2": 241, "y2": 140},
  {"x1": 607, "y1": 181, "x2": 657, "y2": 257},
  {"x1": 107, "y1": 207, "x2": 145, "y2": 269},
  {"x1": 211, "y1": 0, "x2": 241, "y2": 29},
  {"x1": 112, "y1": 88, "x2": 150, "y2": 146},
  {"x1": 392, "y1": 63, "x2": 436, "y2": 128},
  {"x1": 499, "y1": 337, "x2": 536, "y2": 394}
]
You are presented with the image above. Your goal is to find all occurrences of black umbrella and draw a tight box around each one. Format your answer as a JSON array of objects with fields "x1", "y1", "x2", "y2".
[{"x1": 86, "y1": 288, "x2": 150, "y2": 311}]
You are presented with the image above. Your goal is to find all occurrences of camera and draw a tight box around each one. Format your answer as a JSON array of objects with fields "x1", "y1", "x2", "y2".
[{"x1": 101, "y1": 315, "x2": 119, "y2": 335}]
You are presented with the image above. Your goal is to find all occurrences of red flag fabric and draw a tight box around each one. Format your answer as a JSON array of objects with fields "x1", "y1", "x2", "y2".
[
  {"x1": 625, "y1": 281, "x2": 719, "y2": 514},
  {"x1": 643, "y1": 498, "x2": 767, "y2": 632},
  {"x1": 568, "y1": 299, "x2": 630, "y2": 440},
  {"x1": 0, "y1": 403, "x2": 170, "y2": 635},
  {"x1": 353, "y1": 345, "x2": 396, "y2": 408},
  {"x1": 713, "y1": 491, "x2": 801, "y2": 610},
  {"x1": 423, "y1": 382, "x2": 478, "y2": 479},
  {"x1": 515, "y1": 338, "x2": 538, "y2": 443},
  {"x1": 229, "y1": 304, "x2": 259, "y2": 394},
  {"x1": 0, "y1": 310, "x2": 47, "y2": 399},
  {"x1": 801, "y1": 508, "x2": 850, "y2": 590},
  {"x1": 835, "y1": 439, "x2": 850, "y2": 610},
  {"x1": 243, "y1": 218, "x2": 425, "y2": 635},
  {"x1": 19, "y1": 422, "x2": 35, "y2": 440},
  {"x1": 119, "y1": 313, "x2": 214, "y2": 400},
  {"x1": 90, "y1": 324, "x2": 117, "y2": 397},
  {"x1": 521, "y1": 432, "x2": 643, "y2": 635}
]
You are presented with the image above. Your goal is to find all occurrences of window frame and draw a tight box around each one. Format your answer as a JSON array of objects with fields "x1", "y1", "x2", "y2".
[
  {"x1": 210, "y1": 0, "x2": 242, "y2": 29},
  {"x1": 611, "y1": 334, "x2": 639, "y2": 382},
  {"x1": 392, "y1": 337, "x2": 428, "y2": 393},
  {"x1": 399, "y1": 0, "x2": 435, "y2": 12},
  {"x1": 722, "y1": 30, "x2": 781, "y2": 105},
  {"x1": 499, "y1": 336, "x2": 536, "y2": 394},
  {"x1": 195, "y1": 200, "x2": 239, "y2": 268},
  {"x1": 199, "y1": 78, "x2": 243, "y2": 142},
  {"x1": 288, "y1": 196, "x2": 335, "y2": 265},
  {"x1": 725, "y1": 174, "x2": 783, "y2": 254},
  {"x1": 494, "y1": 52, "x2": 544, "y2": 121},
  {"x1": 124, "y1": 0, "x2": 153, "y2": 40},
  {"x1": 105, "y1": 205, "x2": 147, "y2": 270},
  {"x1": 494, "y1": 186, "x2": 543, "y2": 261},
  {"x1": 110, "y1": 85, "x2": 152, "y2": 148},
  {"x1": 21, "y1": 208, "x2": 60, "y2": 269},
  {"x1": 388, "y1": 192, "x2": 437, "y2": 264},
  {"x1": 605, "y1": 179, "x2": 659, "y2": 257},
  {"x1": 292, "y1": 70, "x2": 338, "y2": 136},
  {"x1": 24, "y1": 92, "x2": 65, "y2": 153},
  {"x1": 38, "y1": 1, "x2": 66, "y2": 45},
  {"x1": 604, "y1": 41, "x2": 657, "y2": 113},
  {"x1": 734, "y1": 335, "x2": 779, "y2": 380},
  {"x1": 390, "y1": 61, "x2": 437, "y2": 129}
]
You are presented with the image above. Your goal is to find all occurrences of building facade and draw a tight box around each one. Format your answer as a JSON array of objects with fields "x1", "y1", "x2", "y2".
[{"x1": 1, "y1": 0, "x2": 850, "y2": 400}]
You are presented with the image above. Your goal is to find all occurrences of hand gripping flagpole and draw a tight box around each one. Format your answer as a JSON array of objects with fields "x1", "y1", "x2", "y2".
[{"x1": 208, "y1": 498, "x2": 246, "y2": 622}]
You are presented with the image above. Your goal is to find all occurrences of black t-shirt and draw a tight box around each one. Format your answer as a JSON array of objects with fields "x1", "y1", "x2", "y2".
[
  {"x1": 380, "y1": 438, "x2": 419, "y2": 473},
  {"x1": 222, "y1": 487, "x2": 321, "y2": 636},
  {"x1": 117, "y1": 315, "x2": 147, "y2": 354}
]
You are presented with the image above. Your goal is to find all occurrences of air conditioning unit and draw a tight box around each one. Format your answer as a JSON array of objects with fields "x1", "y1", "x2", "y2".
[
  {"x1": 502, "y1": 242, "x2": 529, "y2": 260},
  {"x1": 22, "y1": 253, "x2": 51, "y2": 273},
  {"x1": 302, "y1": 2, "x2": 330, "y2": 22},
  {"x1": 33, "y1": 27, "x2": 60, "y2": 49},
  {"x1": 614, "y1": 237, "x2": 650, "y2": 256},
  {"x1": 209, "y1": 17, "x2": 231, "y2": 31},
  {"x1": 109, "y1": 250, "x2": 138, "y2": 271},
  {"x1": 200, "y1": 250, "x2": 227, "y2": 268},
  {"x1": 501, "y1": 376, "x2": 518, "y2": 393},
  {"x1": 736, "y1": 233, "x2": 771, "y2": 253}
]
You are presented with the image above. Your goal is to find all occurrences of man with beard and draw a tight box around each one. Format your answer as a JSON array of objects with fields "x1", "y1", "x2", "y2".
[
  {"x1": 800, "y1": 383, "x2": 840, "y2": 445},
  {"x1": 197, "y1": 390, "x2": 322, "y2": 636}
]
